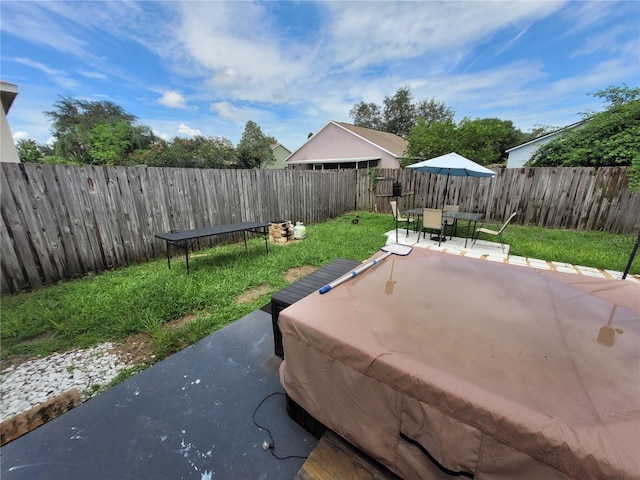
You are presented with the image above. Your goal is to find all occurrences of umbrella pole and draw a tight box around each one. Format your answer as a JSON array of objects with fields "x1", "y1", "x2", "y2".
[{"x1": 442, "y1": 172, "x2": 450, "y2": 208}]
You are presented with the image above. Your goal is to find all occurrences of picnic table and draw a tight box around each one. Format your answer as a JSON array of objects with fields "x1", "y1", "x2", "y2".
[{"x1": 155, "y1": 222, "x2": 269, "y2": 273}]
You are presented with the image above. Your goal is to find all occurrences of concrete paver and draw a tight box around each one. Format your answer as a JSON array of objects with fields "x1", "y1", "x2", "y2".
[{"x1": 385, "y1": 230, "x2": 639, "y2": 283}]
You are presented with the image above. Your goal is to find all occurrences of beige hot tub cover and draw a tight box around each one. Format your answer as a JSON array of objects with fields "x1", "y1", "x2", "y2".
[{"x1": 280, "y1": 249, "x2": 640, "y2": 480}]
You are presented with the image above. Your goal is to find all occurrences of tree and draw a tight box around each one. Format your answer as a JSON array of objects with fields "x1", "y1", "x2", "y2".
[
  {"x1": 192, "y1": 136, "x2": 237, "y2": 168},
  {"x1": 383, "y1": 86, "x2": 416, "y2": 138},
  {"x1": 415, "y1": 97, "x2": 455, "y2": 127},
  {"x1": 405, "y1": 118, "x2": 458, "y2": 163},
  {"x1": 456, "y1": 117, "x2": 522, "y2": 165},
  {"x1": 349, "y1": 86, "x2": 453, "y2": 138},
  {"x1": 128, "y1": 136, "x2": 239, "y2": 169},
  {"x1": 88, "y1": 121, "x2": 133, "y2": 165},
  {"x1": 44, "y1": 96, "x2": 155, "y2": 164},
  {"x1": 348, "y1": 102, "x2": 382, "y2": 130},
  {"x1": 592, "y1": 83, "x2": 640, "y2": 107},
  {"x1": 236, "y1": 121, "x2": 275, "y2": 169},
  {"x1": 16, "y1": 139, "x2": 43, "y2": 163},
  {"x1": 527, "y1": 85, "x2": 640, "y2": 191}
]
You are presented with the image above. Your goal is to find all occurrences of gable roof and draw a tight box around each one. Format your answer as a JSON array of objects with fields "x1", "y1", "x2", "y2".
[
  {"x1": 1, "y1": 81, "x2": 18, "y2": 115},
  {"x1": 506, "y1": 121, "x2": 585, "y2": 153},
  {"x1": 285, "y1": 121, "x2": 408, "y2": 166},
  {"x1": 333, "y1": 122, "x2": 408, "y2": 157},
  {"x1": 270, "y1": 142, "x2": 291, "y2": 154}
]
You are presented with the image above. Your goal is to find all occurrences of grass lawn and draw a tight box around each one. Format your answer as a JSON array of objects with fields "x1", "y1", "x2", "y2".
[{"x1": 1, "y1": 211, "x2": 638, "y2": 368}]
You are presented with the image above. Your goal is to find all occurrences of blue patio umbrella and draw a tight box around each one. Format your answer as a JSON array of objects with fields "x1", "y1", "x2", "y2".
[{"x1": 407, "y1": 152, "x2": 496, "y2": 207}]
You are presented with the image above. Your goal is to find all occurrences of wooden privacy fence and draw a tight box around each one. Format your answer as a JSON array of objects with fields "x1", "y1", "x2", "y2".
[
  {"x1": 1, "y1": 163, "x2": 638, "y2": 293},
  {"x1": 370, "y1": 166, "x2": 639, "y2": 233},
  {"x1": 1, "y1": 164, "x2": 357, "y2": 293}
]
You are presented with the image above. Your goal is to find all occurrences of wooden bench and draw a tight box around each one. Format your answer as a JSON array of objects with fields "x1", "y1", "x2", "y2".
[{"x1": 270, "y1": 258, "x2": 361, "y2": 357}]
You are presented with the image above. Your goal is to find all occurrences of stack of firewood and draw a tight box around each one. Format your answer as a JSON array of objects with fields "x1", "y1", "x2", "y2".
[{"x1": 269, "y1": 221, "x2": 293, "y2": 244}]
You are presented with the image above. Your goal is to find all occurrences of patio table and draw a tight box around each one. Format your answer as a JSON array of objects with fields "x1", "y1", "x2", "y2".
[
  {"x1": 404, "y1": 208, "x2": 484, "y2": 247},
  {"x1": 155, "y1": 221, "x2": 269, "y2": 273}
]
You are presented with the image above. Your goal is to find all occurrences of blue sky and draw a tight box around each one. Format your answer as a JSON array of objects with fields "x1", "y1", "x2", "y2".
[{"x1": 2, "y1": 1, "x2": 639, "y2": 152}]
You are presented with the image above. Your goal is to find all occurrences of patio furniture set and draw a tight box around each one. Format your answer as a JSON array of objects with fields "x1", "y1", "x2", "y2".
[{"x1": 392, "y1": 200, "x2": 516, "y2": 252}]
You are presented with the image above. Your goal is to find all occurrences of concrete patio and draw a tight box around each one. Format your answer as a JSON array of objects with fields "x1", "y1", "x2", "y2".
[{"x1": 385, "y1": 229, "x2": 640, "y2": 283}]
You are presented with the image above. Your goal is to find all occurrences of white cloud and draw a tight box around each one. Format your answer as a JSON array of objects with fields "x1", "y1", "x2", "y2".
[
  {"x1": 175, "y1": 2, "x2": 310, "y2": 103},
  {"x1": 11, "y1": 57, "x2": 79, "y2": 89},
  {"x1": 12, "y1": 131, "x2": 29, "y2": 142},
  {"x1": 158, "y1": 91, "x2": 187, "y2": 109},
  {"x1": 0, "y1": 2, "x2": 90, "y2": 59},
  {"x1": 210, "y1": 102, "x2": 250, "y2": 123},
  {"x1": 153, "y1": 130, "x2": 170, "y2": 141},
  {"x1": 2, "y1": 0, "x2": 637, "y2": 155},
  {"x1": 78, "y1": 70, "x2": 107, "y2": 80},
  {"x1": 322, "y1": 2, "x2": 564, "y2": 71},
  {"x1": 177, "y1": 123, "x2": 201, "y2": 137}
]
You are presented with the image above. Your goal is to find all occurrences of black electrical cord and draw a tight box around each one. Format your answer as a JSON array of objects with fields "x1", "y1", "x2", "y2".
[{"x1": 252, "y1": 392, "x2": 309, "y2": 461}]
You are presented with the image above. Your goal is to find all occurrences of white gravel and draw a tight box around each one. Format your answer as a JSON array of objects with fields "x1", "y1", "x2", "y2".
[{"x1": 0, "y1": 343, "x2": 133, "y2": 423}]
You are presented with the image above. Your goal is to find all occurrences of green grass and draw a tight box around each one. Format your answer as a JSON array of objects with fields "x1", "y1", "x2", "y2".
[
  {"x1": 1, "y1": 211, "x2": 638, "y2": 364},
  {"x1": 478, "y1": 223, "x2": 638, "y2": 273},
  {"x1": 0, "y1": 211, "x2": 392, "y2": 361}
]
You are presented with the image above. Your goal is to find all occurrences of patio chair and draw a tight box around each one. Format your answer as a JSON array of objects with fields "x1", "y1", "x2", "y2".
[
  {"x1": 390, "y1": 200, "x2": 416, "y2": 233},
  {"x1": 420, "y1": 208, "x2": 446, "y2": 246},
  {"x1": 443, "y1": 204, "x2": 459, "y2": 239},
  {"x1": 473, "y1": 212, "x2": 517, "y2": 253}
]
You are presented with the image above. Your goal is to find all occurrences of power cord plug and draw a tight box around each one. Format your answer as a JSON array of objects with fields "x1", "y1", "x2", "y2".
[{"x1": 262, "y1": 440, "x2": 274, "y2": 450}]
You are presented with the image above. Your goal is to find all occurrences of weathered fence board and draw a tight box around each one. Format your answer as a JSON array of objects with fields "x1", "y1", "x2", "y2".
[
  {"x1": 1, "y1": 163, "x2": 638, "y2": 294},
  {"x1": 370, "y1": 166, "x2": 639, "y2": 233},
  {"x1": 1, "y1": 164, "x2": 361, "y2": 293}
]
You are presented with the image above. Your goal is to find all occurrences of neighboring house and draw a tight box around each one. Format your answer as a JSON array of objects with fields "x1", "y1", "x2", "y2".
[
  {"x1": 1, "y1": 81, "x2": 20, "y2": 163},
  {"x1": 284, "y1": 121, "x2": 408, "y2": 170},
  {"x1": 506, "y1": 121, "x2": 585, "y2": 168},
  {"x1": 263, "y1": 143, "x2": 292, "y2": 169}
]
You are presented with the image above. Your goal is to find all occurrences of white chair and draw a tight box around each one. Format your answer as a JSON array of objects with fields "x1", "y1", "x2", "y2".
[
  {"x1": 473, "y1": 212, "x2": 517, "y2": 253},
  {"x1": 420, "y1": 208, "x2": 446, "y2": 246}
]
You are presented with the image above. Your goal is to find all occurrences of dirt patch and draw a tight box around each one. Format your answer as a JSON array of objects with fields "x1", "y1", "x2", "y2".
[
  {"x1": 163, "y1": 313, "x2": 198, "y2": 331},
  {"x1": 0, "y1": 355, "x2": 33, "y2": 372},
  {"x1": 110, "y1": 313, "x2": 200, "y2": 365},
  {"x1": 284, "y1": 265, "x2": 316, "y2": 283},
  {"x1": 111, "y1": 332, "x2": 155, "y2": 366},
  {"x1": 1, "y1": 332, "x2": 57, "y2": 371},
  {"x1": 237, "y1": 284, "x2": 270, "y2": 304}
]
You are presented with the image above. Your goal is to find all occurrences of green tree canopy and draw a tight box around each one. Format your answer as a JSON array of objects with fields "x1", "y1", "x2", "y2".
[
  {"x1": 236, "y1": 121, "x2": 275, "y2": 169},
  {"x1": 44, "y1": 96, "x2": 155, "y2": 164},
  {"x1": 406, "y1": 116, "x2": 524, "y2": 166},
  {"x1": 415, "y1": 97, "x2": 455, "y2": 127},
  {"x1": 88, "y1": 121, "x2": 133, "y2": 166},
  {"x1": 129, "y1": 136, "x2": 238, "y2": 169},
  {"x1": 527, "y1": 85, "x2": 640, "y2": 191},
  {"x1": 348, "y1": 102, "x2": 383, "y2": 130},
  {"x1": 383, "y1": 86, "x2": 416, "y2": 138},
  {"x1": 349, "y1": 86, "x2": 454, "y2": 138},
  {"x1": 405, "y1": 118, "x2": 458, "y2": 163},
  {"x1": 456, "y1": 117, "x2": 522, "y2": 165},
  {"x1": 16, "y1": 139, "x2": 43, "y2": 163}
]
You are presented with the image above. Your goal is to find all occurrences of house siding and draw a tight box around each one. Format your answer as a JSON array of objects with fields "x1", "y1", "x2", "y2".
[
  {"x1": 264, "y1": 144, "x2": 291, "y2": 169},
  {"x1": 506, "y1": 122, "x2": 585, "y2": 168},
  {"x1": 1, "y1": 82, "x2": 20, "y2": 163},
  {"x1": 506, "y1": 139, "x2": 554, "y2": 168},
  {"x1": 286, "y1": 122, "x2": 402, "y2": 169}
]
